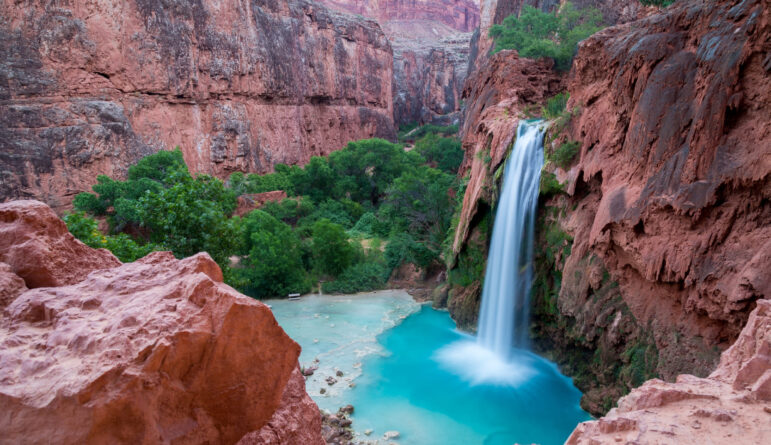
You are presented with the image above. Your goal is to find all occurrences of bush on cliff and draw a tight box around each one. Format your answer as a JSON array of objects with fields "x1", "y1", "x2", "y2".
[
  {"x1": 63, "y1": 212, "x2": 159, "y2": 262},
  {"x1": 490, "y1": 3, "x2": 603, "y2": 71}
]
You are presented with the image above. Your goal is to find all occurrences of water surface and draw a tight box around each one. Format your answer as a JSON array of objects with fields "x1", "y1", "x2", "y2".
[{"x1": 267, "y1": 292, "x2": 589, "y2": 445}]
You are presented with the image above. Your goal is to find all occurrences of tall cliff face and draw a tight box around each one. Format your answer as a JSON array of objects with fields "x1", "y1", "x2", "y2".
[
  {"x1": 0, "y1": 0, "x2": 394, "y2": 211},
  {"x1": 450, "y1": 0, "x2": 770, "y2": 415},
  {"x1": 0, "y1": 200, "x2": 324, "y2": 444},
  {"x1": 319, "y1": 0, "x2": 481, "y2": 32},
  {"x1": 319, "y1": 0, "x2": 480, "y2": 125}
]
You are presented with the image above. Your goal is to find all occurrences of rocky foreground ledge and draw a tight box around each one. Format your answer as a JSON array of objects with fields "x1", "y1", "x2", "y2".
[
  {"x1": 568, "y1": 298, "x2": 771, "y2": 444},
  {"x1": 0, "y1": 200, "x2": 323, "y2": 444}
]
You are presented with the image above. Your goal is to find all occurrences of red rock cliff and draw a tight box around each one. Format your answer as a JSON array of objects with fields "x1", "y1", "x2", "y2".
[
  {"x1": 0, "y1": 200, "x2": 324, "y2": 445},
  {"x1": 319, "y1": 0, "x2": 480, "y2": 32},
  {"x1": 567, "y1": 299, "x2": 771, "y2": 444},
  {"x1": 0, "y1": 0, "x2": 394, "y2": 211},
  {"x1": 450, "y1": 0, "x2": 770, "y2": 415},
  {"x1": 319, "y1": 0, "x2": 480, "y2": 125}
]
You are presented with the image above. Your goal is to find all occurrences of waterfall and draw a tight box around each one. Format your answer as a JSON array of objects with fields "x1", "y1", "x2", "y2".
[
  {"x1": 477, "y1": 120, "x2": 545, "y2": 357},
  {"x1": 434, "y1": 120, "x2": 546, "y2": 385}
]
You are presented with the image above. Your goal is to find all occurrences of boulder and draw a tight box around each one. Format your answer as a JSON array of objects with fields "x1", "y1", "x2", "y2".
[
  {"x1": 0, "y1": 201, "x2": 324, "y2": 444},
  {"x1": 0, "y1": 200, "x2": 121, "y2": 288}
]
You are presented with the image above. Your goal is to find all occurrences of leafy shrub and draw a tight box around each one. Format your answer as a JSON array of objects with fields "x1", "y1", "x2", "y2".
[
  {"x1": 489, "y1": 3, "x2": 603, "y2": 71},
  {"x1": 238, "y1": 210, "x2": 309, "y2": 298},
  {"x1": 321, "y1": 262, "x2": 388, "y2": 294},
  {"x1": 639, "y1": 0, "x2": 674, "y2": 6},
  {"x1": 311, "y1": 219, "x2": 356, "y2": 276},
  {"x1": 542, "y1": 92, "x2": 569, "y2": 119},
  {"x1": 260, "y1": 198, "x2": 315, "y2": 225},
  {"x1": 539, "y1": 171, "x2": 564, "y2": 197},
  {"x1": 134, "y1": 175, "x2": 239, "y2": 265},
  {"x1": 63, "y1": 211, "x2": 158, "y2": 262},
  {"x1": 414, "y1": 133, "x2": 465, "y2": 174},
  {"x1": 552, "y1": 140, "x2": 580, "y2": 169}
]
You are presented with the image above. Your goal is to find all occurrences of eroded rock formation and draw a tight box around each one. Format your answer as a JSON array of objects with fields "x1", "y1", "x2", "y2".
[
  {"x1": 541, "y1": 0, "x2": 770, "y2": 412},
  {"x1": 567, "y1": 299, "x2": 771, "y2": 444},
  {"x1": 450, "y1": 0, "x2": 770, "y2": 416},
  {"x1": 318, "y1": 0, "x2": 480, "y2": 32},
  {"x1": 318, "y1": 0, "x2": 480, "y2": 125},
  {"x1": 0, "y1": 0, "x2": 394, "y2": 211},
  {"x1": 0, "y1": 200, "x2": 324, "y2": 444}
]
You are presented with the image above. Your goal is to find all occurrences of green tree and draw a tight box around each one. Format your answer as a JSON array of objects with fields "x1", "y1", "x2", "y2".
[
  {"x1": 134, "y1": 175, "x2": 239, "y2": 266},
  {"x1": 329, "y1": 139, "x2": 423, "y2": 205},
  {"x1": 311, "y1": 219, "x2": 355, "y2": 276},
  {"x1": 380, "y1": 166, "x2": 456, "y2": 255},
  {"x1": 237, "y1": 210, "x2": 309, "y2": 298},
  {"x1": 489, "y1": 3, "x2": 603, "y2": 71}
]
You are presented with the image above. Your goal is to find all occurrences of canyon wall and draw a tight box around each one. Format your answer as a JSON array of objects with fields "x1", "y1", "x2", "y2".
[
  {"x1": 319, "y1": 0, "x2": 480, "y2": 125},
  {"x1": 448, "y1": 0, "x2": 770, "y2": 415},
  {"x1": 0, "y1": 200, "x2": 323, "y2": 444},
  {"x1": 318, "y1": 0, "x2": 480, "y2": 32},
  {"x1": 567, "y1": 299, "x2": 771, "y2": 444},
  {"x1": 0, "y1": 0, "x2": 394, "y2": 212}
]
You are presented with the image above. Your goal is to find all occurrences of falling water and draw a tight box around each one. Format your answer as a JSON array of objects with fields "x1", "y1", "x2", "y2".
[{"x1": 477, "y1": 120, "x2": 545, "y2": 357}]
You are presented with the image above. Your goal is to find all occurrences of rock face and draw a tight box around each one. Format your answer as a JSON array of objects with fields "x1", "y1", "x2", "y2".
[
  {"x1": 318, "y1": 0, "x2": 480, "y2": 125},
  {"x1": 548, "y1": 0, "x2": 770, "y2": 402},
  {"x1": 567, "y1": 299, "x2": 771, "y2": 444},
  {"x1": 445, "y1": 50, "x2": 564, "y2": 328},
  {"x1": 0, "y1": 200, "x2": 121, "y2": 287},
  {"x1": 450, "y1": 0, "x2": 770, "y2": 415},
  {"x1": 0, "y1": 0, "x2": 394, "y2": 212},
  {"x1": 318, "y1": 0, "x2": 480, "y2": 32},
  {"x1": 0, "y1": 200, "x2": 324, "y2": 444}
]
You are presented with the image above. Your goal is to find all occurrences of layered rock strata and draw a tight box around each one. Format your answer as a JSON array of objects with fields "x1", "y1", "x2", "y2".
[
  {"x1": 0, "y1": 200, "x2": 324, "y2": 444},
  {"x1": 318, "y1": 0, "x2": 480, "y2": 125},
  {"x1": 0, "y1": 0, "x2": 394, "y2": 211}
]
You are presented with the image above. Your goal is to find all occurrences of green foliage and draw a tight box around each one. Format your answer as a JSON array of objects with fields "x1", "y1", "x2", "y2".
[
  {"x1": 489, "y1": 3, "x2": 603, "y2": 71},
  {"x1": 539, "y1": 171, "x2": 564, "y2": 196},
  {"x1": 127, "y1": 148, "x2": 188, "y2": 182},
  {"x1": 238, "y1": 210, "x2": 309, "y2": 298},
  {"x1": 414, "y1": 133, "x2": 465, "y2": 174},
  {"x1": 620, "y1": 339, "x2": 659, "y2": 387},
  {"x1": 328, "y1": 139, "x2": 424, "y2": 205},
  {"x1": 311, "y1": 219, "x2": 356, "y2": 276},
  {"x1": 133, "y1": 175, "x2": 239, "y2": 265},
  {"x1": 63, "y1": 211, "x2": 159, "y2": 262},
  {"x1": 542, "y1": 92, "x2": 569, "y2": 119},
  {"x1": 551, "y1": 140, "x2": 580, "y2": 169},
  {"x1": 260, "y1": 198, "x2": 315, "y2": 225},
  {"x1": 639, "y1": 0, "x2": 674, "y2": 6},
  {"x1": 379, "y1": 166, "x2": 456, "y2": 262},
  {"x1": 321, "y1": 262, "x2": 388, "y2": 294}
]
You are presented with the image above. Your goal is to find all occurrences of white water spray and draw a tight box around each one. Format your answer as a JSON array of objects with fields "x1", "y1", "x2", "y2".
[{"x1": 435, "y1": 120, "x2": 545, "y2": 384}]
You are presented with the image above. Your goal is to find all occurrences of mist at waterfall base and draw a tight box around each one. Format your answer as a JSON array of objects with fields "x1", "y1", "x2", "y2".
[
  {"x1": 266, "y1": 121, "x2": 589, "y2": 444},
  {"x1": 436, "y1": 119, "x2": 545, "y2": 385}
]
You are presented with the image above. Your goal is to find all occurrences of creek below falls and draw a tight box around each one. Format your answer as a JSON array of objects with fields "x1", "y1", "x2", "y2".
[{"x1": 267, "y1": 290, "x2": 590, "y2": 445}]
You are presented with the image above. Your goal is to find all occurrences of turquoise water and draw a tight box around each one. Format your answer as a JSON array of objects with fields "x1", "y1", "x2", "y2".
[{"x1": 268, "y1": 292, "x2": 590, "y2": 445}]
